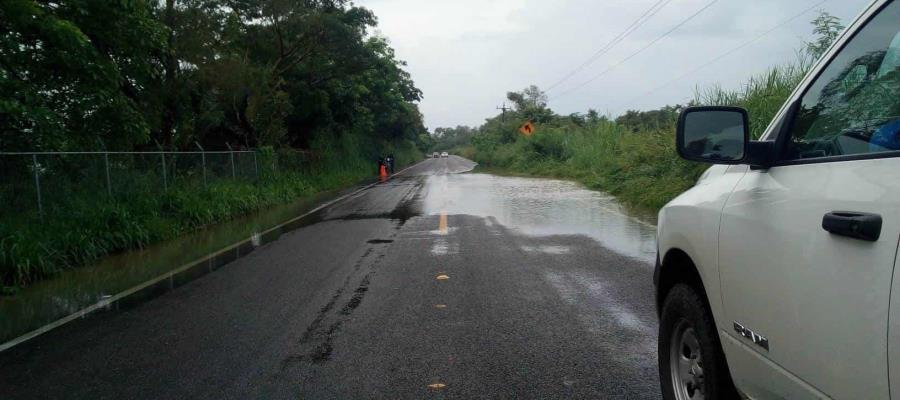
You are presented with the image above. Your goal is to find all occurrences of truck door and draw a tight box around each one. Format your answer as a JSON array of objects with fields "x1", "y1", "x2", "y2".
[
  {"x1": 717, "y1": 2, "x2": 900, "y2": 398},
  {"x1": 890, "y1": 237, "x2": 900, "y2": 399}
]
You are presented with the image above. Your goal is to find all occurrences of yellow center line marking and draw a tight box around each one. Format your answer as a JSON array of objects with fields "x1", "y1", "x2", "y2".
[
  {"x1": 436, "y1": 274, "x2": 450, "y2": 280},
  {"x1": 427, "y1": 383, "x2": 447, "y2": 390},
  {"x1": 434, "y1": 304, "x2": 447, "y2": 308},
  {"x1": 438, "y1": 212, "x2": 448, "y2": 235}
]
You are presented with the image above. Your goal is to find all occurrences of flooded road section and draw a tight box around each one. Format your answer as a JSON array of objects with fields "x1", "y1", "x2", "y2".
[
  {"x1": 421, "y1": 173, "x2": 657, "y2": 263},
  {"x1": 0, "y1": 159, "x2": 657, "y2": 349},
  {"x1": 0, "y1": 156, "x2": 662, "y2": 399},
  {"x1": 292, "y1": 163, "x2": 661, "y2": 398}
]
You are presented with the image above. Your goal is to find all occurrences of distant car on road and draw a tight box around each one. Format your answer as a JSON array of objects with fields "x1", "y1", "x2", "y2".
[
  {"x1": 432, "y1": 152, "x2": 439, "y2": 158},
  {"x1": 440, "y1": 152, "x2": 449, "y2": 158},
  {"x1": 655, "y1": 2, "x2": 900, "y2": 399}
]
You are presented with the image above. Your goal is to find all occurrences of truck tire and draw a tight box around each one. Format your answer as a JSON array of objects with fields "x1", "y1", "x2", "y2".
[{"x1": 659, "y1": 283, "x2": 739, "y2": 400}]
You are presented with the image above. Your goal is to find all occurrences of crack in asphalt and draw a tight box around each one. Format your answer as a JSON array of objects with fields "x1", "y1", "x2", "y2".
[{"x1": 285, "y1": 225, "x2": 397, "y2": 368}]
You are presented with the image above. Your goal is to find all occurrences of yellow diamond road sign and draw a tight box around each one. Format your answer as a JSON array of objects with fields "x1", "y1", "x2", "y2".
[{"x1": 519, "y1": 120, "x2": 535, "y2": 136}]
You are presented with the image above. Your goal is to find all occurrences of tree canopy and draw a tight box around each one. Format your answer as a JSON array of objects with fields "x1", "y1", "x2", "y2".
[
  {"x1": 0, "y1": 0, "x2": 426, "y2": 152},
  {"x1": 806, "y1": 10, "x2": 845, "y2": 60}
]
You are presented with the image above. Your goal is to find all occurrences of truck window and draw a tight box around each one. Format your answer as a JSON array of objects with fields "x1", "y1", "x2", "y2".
[{"x1": 785, "y1": 1, "x2": 900, "y2": 161}]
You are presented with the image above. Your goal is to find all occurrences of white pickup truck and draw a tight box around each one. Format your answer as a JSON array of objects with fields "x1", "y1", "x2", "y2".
[{"x1": 655, "y1": 1, "x2": 900, "y2": 398}]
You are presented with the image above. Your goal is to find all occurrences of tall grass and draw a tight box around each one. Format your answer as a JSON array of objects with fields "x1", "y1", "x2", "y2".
[
  {"x1": 472, "y1": 57, "x2": 812, "y2": 211},
  {"x1": 0, "y1": 136, "x2": 422, "y2": 289},
  {"x1": 697, "y1": 55, "x2": 813, "y2": 138}
]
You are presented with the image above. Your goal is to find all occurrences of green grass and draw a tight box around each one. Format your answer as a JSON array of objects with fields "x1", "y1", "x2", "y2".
[
  {"x1": 0, "y1": 136, "x2": 422, "y2": 290},
  {"x1": 471, "y1": 121, "x2": 705, "y2": 211},
  {"x1": 471, "y1": 57, "x2": 811, "y2": 211}
]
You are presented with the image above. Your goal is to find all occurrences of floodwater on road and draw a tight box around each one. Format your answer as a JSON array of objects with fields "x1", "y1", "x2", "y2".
[
  {"x1": 0, "y1": 166, "x2": 659, "y2": 348},
  {"x1": 422, "y1": 173, "x2": 657, "y2": 264}
]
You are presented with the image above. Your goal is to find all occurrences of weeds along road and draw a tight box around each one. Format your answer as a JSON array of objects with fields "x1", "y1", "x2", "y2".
[{"x1": 0, "y1": 156, "x2": 660, "y2": 399}]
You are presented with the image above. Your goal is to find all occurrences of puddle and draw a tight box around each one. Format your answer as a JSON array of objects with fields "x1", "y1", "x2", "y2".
[
  {"x1": 521, "y1": 245, "x2": 572, "y2": 255},
  {"x1": 430, "y1": 238, "x2": 459, "y2": 255},
  {"x1": 0, "y1": 188, "x2": 350, "y2": 345},
  {"x1": 421, "y1": 173, "x2": 657, "y2": 263},
  {"x1": 543, "y1": 269, "x2": 655, "y2": 357}
]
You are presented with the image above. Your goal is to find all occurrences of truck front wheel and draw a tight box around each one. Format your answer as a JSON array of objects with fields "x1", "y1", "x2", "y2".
[{"x1": 658, "y1": 284, "x2": 738, "y2": 400}]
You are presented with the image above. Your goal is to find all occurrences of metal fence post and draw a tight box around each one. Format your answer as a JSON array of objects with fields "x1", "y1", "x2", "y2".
[
  {"x1": 104, "y1": 152, "x2": 112, "y2": 197},
  {"x1": 32, "y1": 153, "x2": 43, "y2": 219},
  {"x1": 196, "y1": 142, "x2": 207, "y2": 186},
  {"x1": 161, "y1": 152, "x2": 168, "y2": 191},
  {"x1": 253, "y1": 151, "x2": 259, "y2": 181},
  {"x1": 227, "y1": 143, "x2": 236, "y2": 179}
]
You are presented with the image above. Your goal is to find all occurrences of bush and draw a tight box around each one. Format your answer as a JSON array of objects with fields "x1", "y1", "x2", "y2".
[
  {"x1": 469, "y1": 57, "x2": 811, "y2": 212},
  {"x1": 0, "y1": 137, "x2": 422, "y2": 288}
]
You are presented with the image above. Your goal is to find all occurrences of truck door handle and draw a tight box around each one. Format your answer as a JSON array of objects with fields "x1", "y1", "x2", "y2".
[{"x1": 822, "y1": 211, "x2": 882, "y2": 241}]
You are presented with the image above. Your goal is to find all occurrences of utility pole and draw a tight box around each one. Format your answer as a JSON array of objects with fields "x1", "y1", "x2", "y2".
[{"x1": 496, "y1": 103, "x2": 510, "y2": 122}]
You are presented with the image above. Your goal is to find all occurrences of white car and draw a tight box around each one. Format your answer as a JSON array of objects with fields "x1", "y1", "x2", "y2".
[
  {"x1": 656, "y1": 1, "x2": 900, "y2": 399},
  {"x1": 441, "y1": 152, "x2": 449, "y2": 158}
]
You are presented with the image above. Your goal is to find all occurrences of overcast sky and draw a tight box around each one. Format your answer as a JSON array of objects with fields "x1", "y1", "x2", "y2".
[{"x1": 355, "y1": 0, "x2": 873, "y2": 130}]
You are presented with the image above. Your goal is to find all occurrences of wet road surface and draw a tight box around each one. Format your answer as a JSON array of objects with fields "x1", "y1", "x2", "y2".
[{"x1": 0, "y1": 156, "x2": 660, "y2": 399}]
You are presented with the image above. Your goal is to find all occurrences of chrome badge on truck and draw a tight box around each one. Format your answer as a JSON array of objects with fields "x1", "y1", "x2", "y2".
[{"x1": 734, "y1": 322, "x2": 769, "y2": 351}]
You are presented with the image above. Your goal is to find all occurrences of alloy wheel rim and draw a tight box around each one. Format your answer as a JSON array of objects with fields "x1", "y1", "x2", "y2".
[{"x1": 669, "y1": 319, "x2": 705, "y2": 400}]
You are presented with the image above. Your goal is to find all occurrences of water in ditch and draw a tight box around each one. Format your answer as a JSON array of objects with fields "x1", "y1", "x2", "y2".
[{"x1": 0, "y1": 188, "x2": 350, "y2": 344}]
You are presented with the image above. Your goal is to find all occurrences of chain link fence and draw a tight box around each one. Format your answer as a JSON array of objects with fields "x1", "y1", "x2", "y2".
[{"x1": 0, "y1": 149, "x2": 312, "y2": 220}]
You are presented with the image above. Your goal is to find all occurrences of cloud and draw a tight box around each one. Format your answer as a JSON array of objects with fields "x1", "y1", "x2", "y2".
[{"x1": 356, "y1": 0, "x2": 872, "y2": 129}]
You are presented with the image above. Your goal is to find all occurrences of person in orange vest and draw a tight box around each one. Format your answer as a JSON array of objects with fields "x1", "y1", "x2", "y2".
[{"x1": 377, "y1": 156, "x2": 387, "y2": 177}]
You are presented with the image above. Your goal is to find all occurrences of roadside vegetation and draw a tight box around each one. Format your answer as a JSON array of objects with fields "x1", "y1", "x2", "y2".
[
  {"x1": 0, "y1": 1, "x2": 428, "y2": 289},
  {"x1": 0, "y1": 144, "x2": 421, "y2": 291},
  {"x1": 432, "y1": 12, "x2": 843, "y2": 212}
]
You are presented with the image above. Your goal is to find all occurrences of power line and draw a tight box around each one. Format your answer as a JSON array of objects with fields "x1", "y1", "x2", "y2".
[
  {"x1": 621, "y1": 0, "x2": 827, "y2": 108},
  {"x1": 544, "y1": 0, "x2": 673, "y2": 92},
  {"x1": 550, "y1": 0, "x2": 720, "y2": 101}
]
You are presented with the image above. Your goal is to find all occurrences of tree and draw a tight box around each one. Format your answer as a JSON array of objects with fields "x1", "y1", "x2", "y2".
[
  {"x1": 506, "y1": 85, "x2": 554, "y2": 123},
  {"x1": 614, "y1": 105, "x2": 682, "y2": 133},
  {"x1": 1, "y1": 0, "x2": 427, "y2": 153},
  {"x1": 507, "y1": 85, "x2": 547, "y2": 111},
  {"x1": 431, "y1": 125, "x2": 478, "y2": 150},
  {"x1": 1, "y1": 0, "x2": 167, "y2": 151},
  {"x1": 586, "y1": 109, "x2": 601, "y2": 125},
  {"x1": 806, "y1": 11, "x2": 845, "y2": 60}
]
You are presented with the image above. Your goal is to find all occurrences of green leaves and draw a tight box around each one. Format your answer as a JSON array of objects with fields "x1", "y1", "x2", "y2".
[
  {"x1": 0, "y1": 142, "x2": 424, "y2": 288},
  {"x1": 1, "y1": 0, "x2": 425, "y2": 153},
  {"x1": 1, "y1": 0, "x2": 166, "y2": 151},
  {"x1": 806, "y1": 11, "x2": 845, "y2": 60}
]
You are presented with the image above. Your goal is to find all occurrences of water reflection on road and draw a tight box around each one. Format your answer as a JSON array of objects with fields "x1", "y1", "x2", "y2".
[
  {"x1": 0, "y1": 168, "x2": 659, "y2": 348},
  {"x1": 421, "y1": 173, "x2": 657, "y2": 264}
]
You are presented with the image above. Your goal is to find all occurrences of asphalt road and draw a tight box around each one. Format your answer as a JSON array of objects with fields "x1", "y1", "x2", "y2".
[{"x1": 0, "y1": 156, "x2": 660, "y2": 399}]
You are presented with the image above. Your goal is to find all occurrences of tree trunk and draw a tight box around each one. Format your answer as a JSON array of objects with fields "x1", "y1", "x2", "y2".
[{"x1": 160, "y1": 0, "x2": 178, "y2": 149}]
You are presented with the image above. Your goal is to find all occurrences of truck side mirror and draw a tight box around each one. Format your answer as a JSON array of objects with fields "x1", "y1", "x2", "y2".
[{"x1": 676, "y1": 106, "x2": 749, "y2": 164}]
